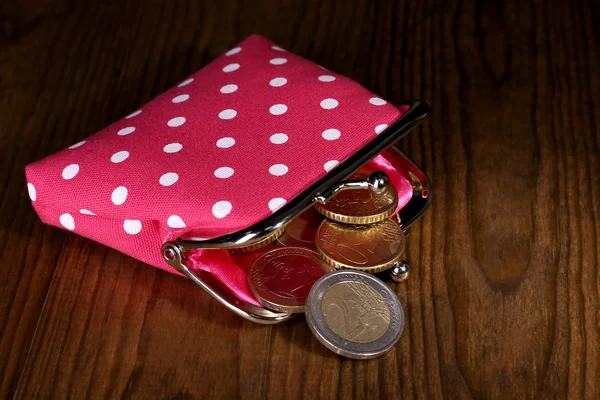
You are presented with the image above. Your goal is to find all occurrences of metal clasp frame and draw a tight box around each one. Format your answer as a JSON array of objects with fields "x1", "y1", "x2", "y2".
[{"x1": 162, "y1": 101, "x2": 432, "y2": 324}]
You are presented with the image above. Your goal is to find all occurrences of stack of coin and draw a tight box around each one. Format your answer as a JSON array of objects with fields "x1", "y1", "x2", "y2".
[
  {"x1": 314, "y1": 172, "x2": 406, "y2": 275},
  {"x1": 242, "y1": 170, "x2": 407, "y2": 359}
]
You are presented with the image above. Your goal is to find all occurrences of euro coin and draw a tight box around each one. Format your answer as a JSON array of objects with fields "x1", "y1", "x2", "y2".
[
  {"x1": 316, "y1": 172, "x2": 398, "y2": 224},
  {"x1": 277, "y1": 206, "x2": 324, "y2": 251},
  {"x1": 229, "y1": 227, "x2": 284, "y2": 254},
  {"x1": 316, "y1": 218, "x2": 405, "y2": 273},
  {"x1": 248, "y1": 247, "x2": 331, "y2": 313},
  {"x1": 305, "y1": 270, "x2": 405, "y2": 359}
]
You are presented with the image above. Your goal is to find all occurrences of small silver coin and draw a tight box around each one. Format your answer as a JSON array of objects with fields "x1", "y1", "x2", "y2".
[{"x1": 305, "y1": 270, "x2": 404, "y2": 359}]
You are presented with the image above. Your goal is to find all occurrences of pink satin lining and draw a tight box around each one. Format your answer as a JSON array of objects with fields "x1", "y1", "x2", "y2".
[
  {"x1": 363, "y1": 153, "x2": 413, "y2": 215},
  {"x1": 187, "y1": 152, "x2": 414, "y2": 306},
  {"x1": 185, "y1": 248, "x2": 264, "y2": 305}
]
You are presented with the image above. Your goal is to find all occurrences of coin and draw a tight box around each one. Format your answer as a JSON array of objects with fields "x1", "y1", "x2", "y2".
[
  {"x1": 229, "y1": 227, "x2": 284, "y2": 254},
  {"x1": 305, "y1": 270, "x2": 405, "y2": 359},
  {"x1": 277, "y1": 206, "x2": 324, "y2": 251},
  {"x1": 315, "y1": 218, "x2": 405, "y2": 273},
  {"x1": 248, "y1": 247, "x2": 331, "y2": 313},
  {"x1": 229, "y1": 243, "x2": 278, "y2": 269},
  {"x1": 316, "y1": 172, "x2": 399, "y2": 224}
]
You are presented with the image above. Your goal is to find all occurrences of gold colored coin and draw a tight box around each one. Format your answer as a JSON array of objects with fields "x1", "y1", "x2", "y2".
[
  {"x1": 321, "y1": 281, "x2": 391, "y2": 342},
  {"x1": 315, "y1": 218, "x2": 405, "y2": 273},
  {"x1": 316, "y1": 173, "x2": 398, "y2": 224},
  {"x1": 277, "y1": 206, "x2": 324, "y2": 251},
  {"x1": 248, "y1": 247, "x2": 330, "y2": 313},
  {"x1": 229, "y1": 227, "x2": 284, "y2": 254}
]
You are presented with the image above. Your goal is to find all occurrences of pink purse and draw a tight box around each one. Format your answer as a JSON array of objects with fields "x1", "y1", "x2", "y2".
[{"x1": 25, "y1": 34, "x2": 430, "y2": 323}]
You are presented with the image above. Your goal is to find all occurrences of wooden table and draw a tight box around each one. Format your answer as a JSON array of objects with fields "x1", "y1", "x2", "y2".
[{"x1": 1, "y1": 1, "x2": 598, "y2": 398}]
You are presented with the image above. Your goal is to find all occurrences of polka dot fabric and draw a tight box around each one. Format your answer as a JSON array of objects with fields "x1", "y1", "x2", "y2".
[{"x1": 25, "y1": 35, "x2": 409, "y2": 306}]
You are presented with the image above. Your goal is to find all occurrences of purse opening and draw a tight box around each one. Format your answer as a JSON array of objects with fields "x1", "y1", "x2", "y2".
[{"x1": 184, "y1": 149, "x2": 420, "y2": 306}]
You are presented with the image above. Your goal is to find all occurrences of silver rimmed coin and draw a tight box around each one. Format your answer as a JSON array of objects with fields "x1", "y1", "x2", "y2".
[{"x1": 305, "y1": 270, "x2": 404, "y2": 359}]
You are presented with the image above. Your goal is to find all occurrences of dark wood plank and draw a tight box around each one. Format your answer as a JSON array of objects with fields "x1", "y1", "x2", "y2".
[{"x1": 0, "y1": 0, "x2": 598, "y2": 398}]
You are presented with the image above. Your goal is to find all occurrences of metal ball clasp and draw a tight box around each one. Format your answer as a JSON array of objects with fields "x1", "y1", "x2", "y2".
[
  {"x1": 389, "y1": 261, "x2": 410, "y2": 282},
  {"x1": 368, "y1": 171, "x2": 390, "y2": 193}
]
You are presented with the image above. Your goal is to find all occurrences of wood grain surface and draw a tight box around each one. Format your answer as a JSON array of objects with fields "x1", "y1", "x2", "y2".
[{"x1": 1, "y1": 0, "x2": 599, "y2": 398}]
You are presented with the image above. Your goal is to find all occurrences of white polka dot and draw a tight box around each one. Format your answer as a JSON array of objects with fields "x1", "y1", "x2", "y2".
[
  {"x1": 216, "y1": 137, "x2": 235, "y2": 148},
  {"x1": 62, "y1": 164, "x2": 79, "y2": 180},
  {"x1": 223, "y1": 63, "x2": 240, "y2": 72},
  {"x1": 126, "y1": 110, "x2": 142, "y2": 119},
  {"x1": 369, "y1": 97, "x2": 387, "y2": 106},
  {"x1": 318, "y1": 75, "x2": 336, "y2": 82},
  {"x1": 111, "y1": 186, "x2": 128, "y2": 205},
  {"x1": 212, "y1": 201, "x2": 232, "y2": 218},
  {"x1": 218, "y1": 109, "x2": 237, "y2": 120},
  {"x1": 172, "y1": 94, "x2": 189, "y2": 103},
  {"x1": 59, "y1": 213, "x2": 75, "y2": 230},
  {"x1": 270, "y1": 58, "x2": 287, "y2": 65},
  {"x1": 220, "y1": 84, "x2": 238, "y2": 94},
  {"x1": 123, "y1": 220, "x2": 142, "y2": 235},
  {"x1": 324, "y1": 160, "x2": 339, "y2": 172},
  {"x1": 163, "y1": 143, "x2": 183, "y2": 153},
  {"x1": 80, "y1": 209, "x2": 96, "y2": 216},
  {"x1": 270, "y1": 133, "x2": 288, "y2": 144},
  {"x1": 375, "y1": 124, "x2": 388, "y2": 134},
  {"x1": 167, "y1": 117, "x2": 186, "y2": 127},
  {"x1": 320, "y1": 98, "x2": 339, "y2": 109},
  {"x1": 269, "y1": 77, "x2": 287, "y2": 87},
  {"x1": 272, "y1": 45, "x2": 286, "y2": 51},
  {"x1": 322, "y1": 129, "x2": 341, "y2": 141},
  {"x1": 178, "y1": 78, "x2": 194, "y2": 87},
  {"x1": 111, "y1": 150, "x2": 129, "y2": 163},
  {"x1": 118, "y1": 126, "x2": 136, "y2": 136},
  {"x1": 269, "y1": 104, "x2": 288, "y2": 115},
  {"x1": 27, "y1": 183, "x2": 36, "y2": 201},
  {"x1": 214, "y1": 167, "x2": 234, "y2": 179},
  {"x1": 159, "y1": 172, "x2": 179, "y2": 186},
  {"x1": 269, "y1": 164, "x2": 288, "y2": 176},
  {"x1": 68, "y1": 141, "x2": 86, "y2": 149},
  {"x1": 268, "y1": 198, "x2": 286, "y2": 212},
  {"x1": 167, "y1": 215, "x2": 186, "y2": 228},
  {"x1": 226, "y1": 47, "x2": 242, "y2": 56}
]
